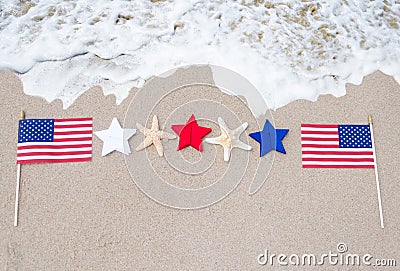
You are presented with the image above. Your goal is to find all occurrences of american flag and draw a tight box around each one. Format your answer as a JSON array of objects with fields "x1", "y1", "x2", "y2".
[
  {"x1": 17, "y1": 118, "x2": 92, "y2": 164},
  {"x1": 301, "y1": 124, "x2": 375, "y2": 168}
]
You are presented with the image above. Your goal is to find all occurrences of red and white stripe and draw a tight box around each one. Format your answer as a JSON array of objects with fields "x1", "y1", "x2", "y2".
[
  {"x1": 17, "y1": 118, "x2": 92, "y2": 164},
  {"x1": 301, "y1": 124, "x2": 375, "y2": 168}
]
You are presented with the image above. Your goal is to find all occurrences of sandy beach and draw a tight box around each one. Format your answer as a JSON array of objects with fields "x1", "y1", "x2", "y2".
[{"x1": 1, "y1": 67, "x2": 399, "y2": 270}]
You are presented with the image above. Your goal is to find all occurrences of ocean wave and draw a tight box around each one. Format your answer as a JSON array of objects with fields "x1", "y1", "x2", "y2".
[{"x1": 0, "y1": 0, "x2": 399, "y2": 113}]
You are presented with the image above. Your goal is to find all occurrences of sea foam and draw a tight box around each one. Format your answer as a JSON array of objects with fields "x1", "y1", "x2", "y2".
[{"x1": 0, "y1": 0, "x2": 399, "y2": 115}]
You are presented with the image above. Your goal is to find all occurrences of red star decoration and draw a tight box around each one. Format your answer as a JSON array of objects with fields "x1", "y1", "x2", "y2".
[{"x1": 171, "y1": 114, "x2": 212, "y2": 152}]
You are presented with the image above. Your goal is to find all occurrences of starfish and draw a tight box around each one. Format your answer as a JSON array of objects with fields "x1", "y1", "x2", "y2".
[
  {"x1": 136, "y1": 115, "x2": 176, "y2": 157},
  {"x1": 205, "y1": 117, "x2": 252, "y2": 161}
]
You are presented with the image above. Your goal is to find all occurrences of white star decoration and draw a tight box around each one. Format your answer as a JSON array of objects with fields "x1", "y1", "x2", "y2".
[
  {"x1": 205, "y1": 117, "x2": 252, "y2": 161},
  {"x1": 95, "y1": 118, "x2": 136, "y2": 156}
]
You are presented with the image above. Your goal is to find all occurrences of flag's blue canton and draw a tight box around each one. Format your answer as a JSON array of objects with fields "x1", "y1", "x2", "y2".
[
  {"x1": 338, "y1": 125, "x2": 372, "y2": 148},
  {"x1": 18, "y1": 119, "x2": 54, "y2": 143}
]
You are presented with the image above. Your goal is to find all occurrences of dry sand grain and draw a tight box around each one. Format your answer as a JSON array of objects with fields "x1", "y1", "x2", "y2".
[{"x1": 0, "y1": 67, "x2": 399, "y2": 270}]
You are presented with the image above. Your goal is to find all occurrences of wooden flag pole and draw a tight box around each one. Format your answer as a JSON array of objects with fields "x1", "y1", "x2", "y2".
[
  {"x1": 14, "y1": 110, "x2": 25, "y2": 227},
  {"x1": 368, "y1": 114, "x2": 384, "y2": 229}
]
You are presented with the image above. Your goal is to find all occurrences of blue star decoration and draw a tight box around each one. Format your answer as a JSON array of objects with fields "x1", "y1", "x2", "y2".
[{"x1": 249, "y1": 120, "x2": 289, "y2": 156}]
